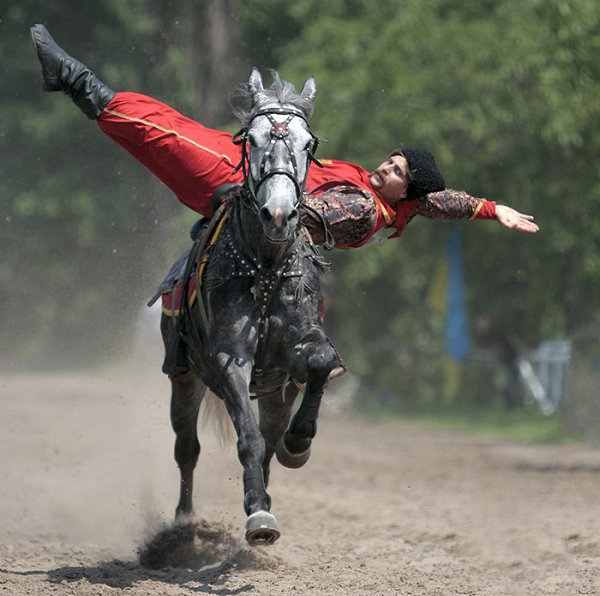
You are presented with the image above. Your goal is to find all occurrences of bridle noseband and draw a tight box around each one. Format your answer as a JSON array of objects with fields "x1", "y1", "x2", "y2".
[{"x1": 232, "y1": 107, "x2": 322, "y2": 212}]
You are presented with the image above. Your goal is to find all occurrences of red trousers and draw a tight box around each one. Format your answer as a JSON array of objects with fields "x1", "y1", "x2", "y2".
[{"x1": 97, "y1": 92, "x2": 245, "y2": 217}]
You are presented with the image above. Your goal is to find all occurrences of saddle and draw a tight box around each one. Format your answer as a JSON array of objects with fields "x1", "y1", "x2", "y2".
[{"x1": 147, "y1": 184, "x2": 239, "y2": 311}]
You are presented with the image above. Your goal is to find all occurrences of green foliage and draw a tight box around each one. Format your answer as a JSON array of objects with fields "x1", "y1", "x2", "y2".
[
  {"x1": 1, "y1": 0, "x2": 598, "y2": 412},
  {"x1": 0, "y1": 2, "x2": 189, "y2": 366},
  {"x1": 359, "y1": 399, "x2": 573, "y2": 444},
  {"x1": 240, "y1": 0, "x2": 600, "y2": 401}
]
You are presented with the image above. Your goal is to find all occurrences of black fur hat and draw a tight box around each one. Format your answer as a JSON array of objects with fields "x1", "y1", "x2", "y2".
[{"x1": 390, "y1": 148, "x2": 445, "y2": 199}]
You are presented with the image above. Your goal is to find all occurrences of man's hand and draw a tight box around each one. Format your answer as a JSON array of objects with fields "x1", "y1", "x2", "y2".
[{"x1": 496, "y1": 205, "x2": 539, "y2": 233}]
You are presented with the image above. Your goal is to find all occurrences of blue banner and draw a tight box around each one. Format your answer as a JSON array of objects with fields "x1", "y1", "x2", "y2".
[{"x1": 444, "y1": 225, "x2": 470, "y2": 362}]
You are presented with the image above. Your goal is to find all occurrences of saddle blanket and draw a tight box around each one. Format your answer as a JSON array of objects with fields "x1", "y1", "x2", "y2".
[
  {"x1": 152, "y1": 205, "x2": 230, "y2": 317},
  {"x1": 161, "y1": 269, "x2": 197, "y2": 316}
]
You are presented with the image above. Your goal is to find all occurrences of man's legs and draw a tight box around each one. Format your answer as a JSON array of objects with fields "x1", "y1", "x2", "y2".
[
  {"x1": 97, "y1": 93, "x2": 243, "y2": 216},
  {"x1": 31, "y1": 24, "x2": 243, "y2": 216}
]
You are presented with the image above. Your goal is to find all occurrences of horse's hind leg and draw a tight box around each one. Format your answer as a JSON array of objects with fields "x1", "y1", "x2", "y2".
[
  {"x1": 258, "y1": 382, "x2": 298, "y2": 486},
  {"x1": 170, "y1": 373, "x2": 206, "y2": 521}
]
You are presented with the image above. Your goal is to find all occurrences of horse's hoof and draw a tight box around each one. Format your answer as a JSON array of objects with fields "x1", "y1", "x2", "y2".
[
  {"x1": 275, "y1": 436, "x2": 311, "y2": 469},
  {"x1": 245, "y1": 511, "x2": 280, "y2": 545},
  {"x1": 174, "y1": 510, "x2": 195, "y2": 526}
]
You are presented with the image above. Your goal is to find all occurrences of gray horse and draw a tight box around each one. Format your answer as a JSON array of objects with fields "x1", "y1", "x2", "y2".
[
  {"x1": 161, "y1": 70, "x2": 341, "y2": 544},
  {"x1": 30, "y1": 22, "x2": 340, "y2": 545}
]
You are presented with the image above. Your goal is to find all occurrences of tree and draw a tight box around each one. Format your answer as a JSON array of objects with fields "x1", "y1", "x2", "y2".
[
  {"x1": 237, "y1": 0, "x2": 600, "y2": 401},
  {"x1": 2, "y1": 0, "x2": 598, "y2": 406}
]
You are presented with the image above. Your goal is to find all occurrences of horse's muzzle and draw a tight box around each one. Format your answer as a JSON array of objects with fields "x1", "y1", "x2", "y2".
[{"x1": 259, "y1": 204, "x2": 299, "y2": 243}]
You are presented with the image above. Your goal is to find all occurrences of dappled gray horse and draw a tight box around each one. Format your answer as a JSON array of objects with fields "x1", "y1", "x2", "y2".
[
  {"x1": 29, "y1": 23, "x2": 339, "y2": 546},
  {"x1": 162, "y1": 69, "x2": 340, "y2": 544}
]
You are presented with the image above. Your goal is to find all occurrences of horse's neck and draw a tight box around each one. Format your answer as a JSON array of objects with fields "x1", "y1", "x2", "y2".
[{"x1": 234, "y1": 205, "x2": 295, "y2": 268}]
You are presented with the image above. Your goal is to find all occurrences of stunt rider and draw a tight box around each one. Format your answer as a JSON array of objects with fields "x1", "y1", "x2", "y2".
[{"x1": 30, "y1": 24, "x2": 538, "y2": 251}]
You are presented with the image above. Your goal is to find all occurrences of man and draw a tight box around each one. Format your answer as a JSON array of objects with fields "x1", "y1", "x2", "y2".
[{"x1": 30, "y1": 24, "x2": 538, "y2": 250}]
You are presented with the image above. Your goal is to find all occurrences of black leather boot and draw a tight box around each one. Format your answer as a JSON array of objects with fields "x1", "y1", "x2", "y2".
[{"x1": 30, "y1": 24, "x2": 115, "y2": 119}]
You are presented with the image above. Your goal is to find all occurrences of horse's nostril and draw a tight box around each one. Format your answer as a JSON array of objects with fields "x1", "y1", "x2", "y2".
[
  {"x1": 289, "y1": 209, "x2": 298, "y2": 221},
  {"x1": 260, "y1": 207, "x2": 273, "y2": 223}
]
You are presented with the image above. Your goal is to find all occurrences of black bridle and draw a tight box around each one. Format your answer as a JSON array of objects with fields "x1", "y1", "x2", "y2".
[{"x1": 232, "y1": 107, "x2": 323, "y2": 212}]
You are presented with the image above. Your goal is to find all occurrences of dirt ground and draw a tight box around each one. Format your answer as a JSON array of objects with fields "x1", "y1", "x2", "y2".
[{"x1": 1, "y1": 370, "x2": 599, "y2": 595}]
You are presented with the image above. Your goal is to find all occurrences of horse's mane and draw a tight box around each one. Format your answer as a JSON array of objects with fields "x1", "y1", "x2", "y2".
[{"x1": 230, "y1": 70, "x2": 314, "y2": 125}]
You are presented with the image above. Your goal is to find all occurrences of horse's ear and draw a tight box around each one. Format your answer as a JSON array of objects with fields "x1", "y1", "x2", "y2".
[
  {"x1": 248, "y1": 68, "x2": 264, "y2": 97},
  {"x1": 300, "y1": 76, "x2": 317, "y2": 103}
]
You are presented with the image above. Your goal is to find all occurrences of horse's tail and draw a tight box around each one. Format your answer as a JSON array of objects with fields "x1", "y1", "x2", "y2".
[{"x1": 200, "y1": 390, "x2": 236, "y2": 447}]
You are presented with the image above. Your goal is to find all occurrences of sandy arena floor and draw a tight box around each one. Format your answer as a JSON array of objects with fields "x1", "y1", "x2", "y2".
[{"x1": 1, "y1": 371, "x2": 599, "y2": 595}]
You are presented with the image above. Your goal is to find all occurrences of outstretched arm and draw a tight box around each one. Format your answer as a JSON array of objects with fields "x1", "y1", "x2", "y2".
[
  {"x1": 417, "y1": 189, "x2": 539, "y2": 234},
  {"x1": 495, "y1": 204, "x2": 539, "y2": 233}
]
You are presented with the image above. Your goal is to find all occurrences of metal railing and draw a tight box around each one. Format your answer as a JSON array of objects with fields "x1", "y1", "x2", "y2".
[{"x1": 518, "y1": 340, "x2": 572, "y2": 415}]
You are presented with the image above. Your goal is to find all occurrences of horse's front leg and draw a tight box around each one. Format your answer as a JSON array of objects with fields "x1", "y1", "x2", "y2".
[
  {"x1": 258, "y1": 382, "x2": 299, "y2": 486},
  {"x1": 215, "y1": 351, "x2": 280, "y2": 545},
  {"x1": 277, "y1": 339, "x2": 340, "y2": 468}
]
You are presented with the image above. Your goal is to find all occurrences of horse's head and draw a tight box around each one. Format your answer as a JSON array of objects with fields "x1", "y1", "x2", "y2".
[{"x1": 231, "y1": 69, "x2": 318, "y2": 243}]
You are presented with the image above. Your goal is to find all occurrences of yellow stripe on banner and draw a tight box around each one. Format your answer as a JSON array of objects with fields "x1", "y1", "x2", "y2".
[
  {"x1": 103, "y1": 108, "x2": 235, "y2": 165},
  {"x1": 427, "y1": 258, "x2": 449, "y2": 314},
  {"x1": 470, "y1": 201, "x2": 483, "y2": 220},
  {"x1": 443, "y1": 356, "x2": 462, "y2": 401}
]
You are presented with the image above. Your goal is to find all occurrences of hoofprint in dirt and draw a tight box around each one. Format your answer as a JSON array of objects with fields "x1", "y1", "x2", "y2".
[{"x1": 1, "y1": 372, "x2": 599, "y2": 595}]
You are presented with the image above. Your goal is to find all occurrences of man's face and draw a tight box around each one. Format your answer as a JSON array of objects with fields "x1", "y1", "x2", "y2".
[{"x1": 369, "y1": 154, "x2": 409, "y2": 205}]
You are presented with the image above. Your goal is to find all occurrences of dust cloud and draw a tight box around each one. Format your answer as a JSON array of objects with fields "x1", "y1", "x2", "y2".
[{"x1": 0, "y1": 365, "x2": 178, "y2": 559}]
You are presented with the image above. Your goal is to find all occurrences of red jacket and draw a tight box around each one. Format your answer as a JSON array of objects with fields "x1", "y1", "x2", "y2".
[{"x1": 306, "y1": 159, "x2": 496, "y2": 246}]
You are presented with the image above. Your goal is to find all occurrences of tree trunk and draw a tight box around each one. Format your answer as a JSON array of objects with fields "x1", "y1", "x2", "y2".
[{"x1": 183, "y1": 0, "x2": 247, "y2": 125}]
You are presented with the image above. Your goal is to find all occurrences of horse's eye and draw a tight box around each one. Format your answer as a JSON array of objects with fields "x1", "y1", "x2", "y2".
[{"x1": 248, "y1": 134, "x2": 258, "y2": 147}]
